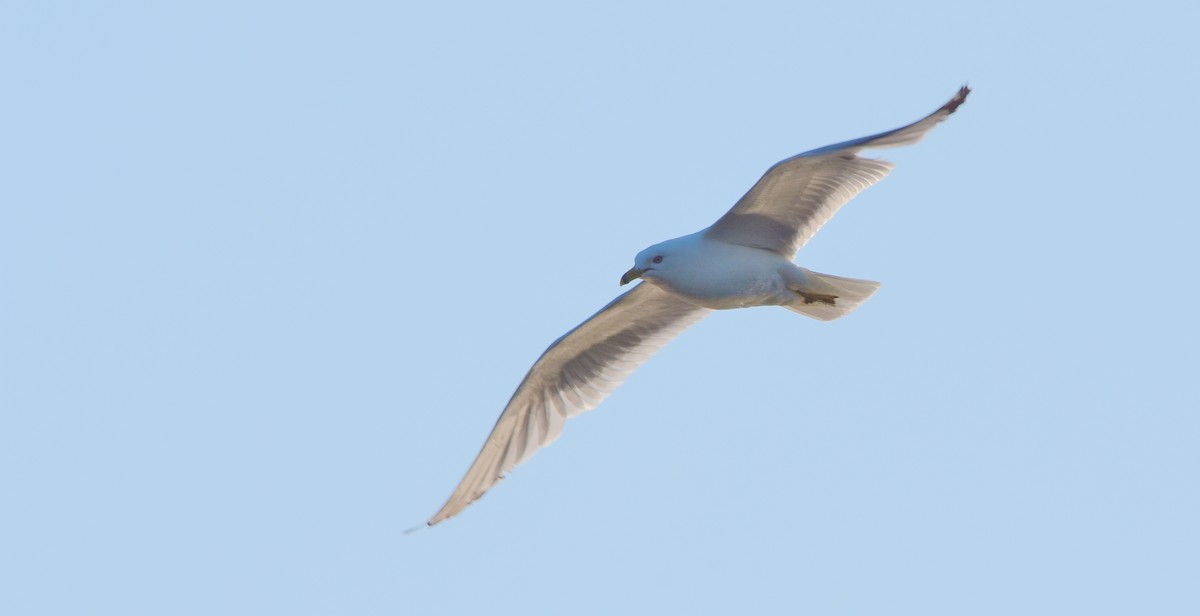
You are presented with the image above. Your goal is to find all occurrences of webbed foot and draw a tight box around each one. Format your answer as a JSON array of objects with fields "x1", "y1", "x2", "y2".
[{"x1": 797, "y1": 291, "x2": 838, "y2": 306}]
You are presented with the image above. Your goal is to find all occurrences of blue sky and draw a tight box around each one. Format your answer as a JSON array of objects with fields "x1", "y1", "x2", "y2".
[{"x1": 3, "y1": 1, "x2": 1198, "y2": 614}]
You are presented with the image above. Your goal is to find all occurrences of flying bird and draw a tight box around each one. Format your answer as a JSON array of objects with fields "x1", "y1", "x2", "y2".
[{"x1": 427, "y1": 87, "x2": 970, "y2": 526}]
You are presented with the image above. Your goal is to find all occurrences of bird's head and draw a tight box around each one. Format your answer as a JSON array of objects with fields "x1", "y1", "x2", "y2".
[{"x1": 621, "y1": 237, "x2": 688, "y2": 286}]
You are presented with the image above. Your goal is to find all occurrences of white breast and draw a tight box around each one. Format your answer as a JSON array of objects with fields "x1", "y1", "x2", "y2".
[{"x1": 648, "y1": 238, "x2": 792, "y2": 310}]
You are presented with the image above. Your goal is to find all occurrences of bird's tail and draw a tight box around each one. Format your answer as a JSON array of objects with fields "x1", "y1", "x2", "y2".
[{"x1": 784, "y1": 269, "x2": 880, "y2": 321}]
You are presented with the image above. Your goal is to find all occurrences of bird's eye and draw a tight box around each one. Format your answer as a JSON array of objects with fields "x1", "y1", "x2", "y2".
[{"x1": 652, "y1": 255, "x2": 663, "y2": 264}]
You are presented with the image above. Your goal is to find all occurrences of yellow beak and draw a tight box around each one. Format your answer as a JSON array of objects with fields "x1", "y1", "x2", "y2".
[{"x1": 620, "y1": 266, "x2": 647, "y2": 286}]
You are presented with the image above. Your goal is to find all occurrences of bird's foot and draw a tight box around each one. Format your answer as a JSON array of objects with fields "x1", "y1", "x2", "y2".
[{"x1": 798, "y1": 291, "x2": 838, "y2": 306}]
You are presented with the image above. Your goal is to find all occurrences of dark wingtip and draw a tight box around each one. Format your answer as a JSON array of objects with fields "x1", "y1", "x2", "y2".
[{"x1": 943, "y1": 85, "x2": 971, "y2": 114}]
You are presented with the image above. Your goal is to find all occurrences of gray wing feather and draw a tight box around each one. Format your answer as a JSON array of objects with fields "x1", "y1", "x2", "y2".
[
  {"x1": 705, "y1": 86, "x2": 969, "y2": 257},
  {"x1": 428, "y1": 283, "x2": 710, "y2": 525}
]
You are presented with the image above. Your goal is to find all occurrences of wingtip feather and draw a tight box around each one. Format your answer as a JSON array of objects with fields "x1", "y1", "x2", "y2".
[{"x1": 943, "y1": 85, "x2": 971, "y2": 115}]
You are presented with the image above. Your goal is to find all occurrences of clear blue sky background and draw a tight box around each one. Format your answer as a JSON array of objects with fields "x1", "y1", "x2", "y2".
[{"x1": 3, "y1": 1, "x2": 1197, "y2": 614}]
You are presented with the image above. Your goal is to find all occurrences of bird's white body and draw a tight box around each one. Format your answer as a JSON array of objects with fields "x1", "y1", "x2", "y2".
[
  {"x1": 425, "y1": 87, "x2": 970, "y2": 526},
  {"x1": 636, "y1": 232, "x2": 794, "y2": 310}
]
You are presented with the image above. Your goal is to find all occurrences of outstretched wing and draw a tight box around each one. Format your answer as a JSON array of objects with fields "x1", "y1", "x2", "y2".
[
  {"x1": 428, "y1": 283, "x2": 710, "y2": 525},
  {"x1": 705, "y1": 86, "x2": 969, "y2": 257}
]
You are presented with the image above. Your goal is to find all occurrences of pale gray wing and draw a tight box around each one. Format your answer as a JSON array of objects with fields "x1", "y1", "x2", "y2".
[
  {"x1": 705, "y1": 86, "x2": 969, "y2": 257},
  {"x1": 428, "y1": 283, "x2": 710, "y2": 525}
]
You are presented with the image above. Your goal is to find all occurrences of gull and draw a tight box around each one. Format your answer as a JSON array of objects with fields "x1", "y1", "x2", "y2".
[{"x1": 426, "y1": 87, "x2": 969, "y2": 526}]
